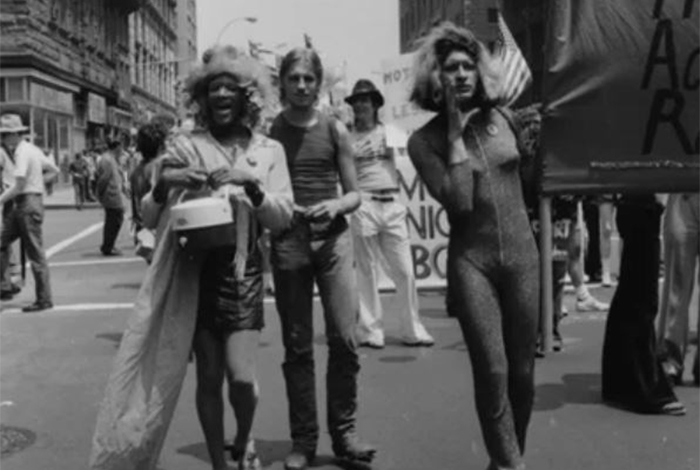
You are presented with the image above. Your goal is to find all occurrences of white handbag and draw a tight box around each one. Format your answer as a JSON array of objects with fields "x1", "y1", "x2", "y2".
[{"x1": 170, "y1": 187, "x2": 237, "y2": 252}]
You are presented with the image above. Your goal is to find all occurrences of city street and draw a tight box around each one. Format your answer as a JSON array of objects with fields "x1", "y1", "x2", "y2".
[{"x1": 0, "y1": 190, "x2": 698, "y2": 470}]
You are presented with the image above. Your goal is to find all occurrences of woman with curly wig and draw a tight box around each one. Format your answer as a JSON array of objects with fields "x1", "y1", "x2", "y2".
[
  {"x1": 89, "y1": 45, "x2": 294, "y2": 470},
  {"x1": 407, "y1": 23, "x2": 539, "y2": 470}
]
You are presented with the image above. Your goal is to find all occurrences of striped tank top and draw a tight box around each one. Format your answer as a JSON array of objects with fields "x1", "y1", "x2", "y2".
[{"x1": 269, "y1": 112, "x2": 340, "y2": 207}]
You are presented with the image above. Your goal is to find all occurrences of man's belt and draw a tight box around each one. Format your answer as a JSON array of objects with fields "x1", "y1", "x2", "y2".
[{"x1": 365, "y1": 188, "x2": 400, "y2": 203}]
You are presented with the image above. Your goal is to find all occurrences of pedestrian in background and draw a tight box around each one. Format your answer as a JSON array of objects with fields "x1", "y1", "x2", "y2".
[
  {"x1": 0, "y1": 113, "x2": 57, "y2": 312},
  {"x1": 345, "y1": 78, "x2": 434, "y2": 349},
  {"x1": 269, "y1": 48, "x2": 376, "y2": 470},
  {"x1": 129, "y1": 122, "x2": 168, "y2": 263},
  {"x1": 583, "y1": 195, "x2": 615, "y2": 287},
  {"x1": 0, "y1": 144, "x2": 23, "y2": 300},
  {"x1": 95, "y1": 140, "x2": 127, "y2": 256},
  {"x1": 90, "y1": 45, "x2": 294, "y2": 470},
  {"x1": 130, "y1": 123, "x2": 167, "y2": 234},
  {"x1": 566, "y1": 200, "x2": 610, "y2": 312},
  {"x1": 407, "y1": 23, "x2": 539, "y2": 470},
  {"x1": 68, "y1": 151, "x2": 89, "y2": 210},
  {"x1": 526, "y1": 196, "x2": 579, "y2": 357},
  {"x1": 602, "y1": 194, "x2": 686, "y2": 415},
  {"x1": 43, "y1": 147, "x2": 56, "y2": 195},
  {"x1": 85, "y1": 150, "x2": 97, "y2": 201},
  {"x1": 657, "y1": 192, "x2": 699, "y2": 386}
]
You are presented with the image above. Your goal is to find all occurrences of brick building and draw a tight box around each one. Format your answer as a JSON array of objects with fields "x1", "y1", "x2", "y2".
[
  {"x1": 129, "y1": 0, "x2": 179, "y2": 126},
  {"x1": 399, "y1": 0, "x2": 499, "y2": 52},
  {"x1": 175, "y1": 0, "x2": 198, "y2": 118},
  {"x1": 398, "y1": 0, "x2": 546, "y2": 103},
  {"x1": 0, "y1": 0, "x2": 139, "y2": 169}
]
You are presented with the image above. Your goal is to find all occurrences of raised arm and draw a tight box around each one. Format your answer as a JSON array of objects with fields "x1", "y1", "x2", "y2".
[{"x1": 407, "y1": 127, "x2": 474, "y2": 215}]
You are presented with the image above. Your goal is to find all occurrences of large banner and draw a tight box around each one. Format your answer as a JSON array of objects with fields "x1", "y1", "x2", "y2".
[
  {"x1": 395, "y1": 158, "x2": 450, "y2": 289},
  {"x1": 541, "y1": 0, "x2": 699, "y2": 194},
  {"x1": 379, "y1": 54, "x2": 447, "y2": 289}
]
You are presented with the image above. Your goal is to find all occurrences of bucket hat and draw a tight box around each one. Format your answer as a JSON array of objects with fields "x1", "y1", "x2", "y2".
[
  {"x1": 0, "y1": 114, "x2": 29, "y2": 134},
  {"x1": 345, "y1": 79, "x2": 384, "y2": 108}
]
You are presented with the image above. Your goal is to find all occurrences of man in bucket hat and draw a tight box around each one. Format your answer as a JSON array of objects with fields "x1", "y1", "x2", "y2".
[
  {"x1": 345, "y1": 79, "x2": 435, "y2": 349},
  {"x1": 0, "y1": 113, "x2": 57, "y2": 311}
]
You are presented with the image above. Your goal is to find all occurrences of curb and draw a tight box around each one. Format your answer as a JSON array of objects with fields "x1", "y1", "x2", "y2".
[{"x1": 44, "y1": 204, "x2": 102, "y2": 211}]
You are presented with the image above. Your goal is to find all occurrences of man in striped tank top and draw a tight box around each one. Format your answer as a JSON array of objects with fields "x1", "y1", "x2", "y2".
[
  {"x1": 269, "y1": 48, "x2": 377, "y2": 470},
  {"x1": 346, "y1": 79, "x2": 435, "y2": 350}
]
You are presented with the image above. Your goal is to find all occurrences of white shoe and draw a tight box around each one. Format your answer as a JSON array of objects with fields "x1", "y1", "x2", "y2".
[
  {"x1": 602, "y1": 272, "x2": 613, "y2": 287},
  {"x1": 561, "y1": 305, "x2": 569, "y2": 316},
  {"x1": 576, "y1": 292, "x2": 609, "y2": 312},
  {"x1": 402, "y1": 335, "x2": 435, "y2": 347},
  {"x1": 358, "y1": 338, "x2": 385, "y2": 349}
]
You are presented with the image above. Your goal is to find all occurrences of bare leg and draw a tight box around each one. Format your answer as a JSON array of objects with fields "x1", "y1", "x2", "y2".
[
  {"x1": 600, "y1": 201, "x2": 614, "y2": 285},
  {"x1": 193, "y1": 328, "x2": 227, "y2": 470},
  {"x1": 568, "y1": 220, "x2": 608, "y2": 311},
  {"x1": 225, "y1": 329, "x2": 261, "y2": 451}
]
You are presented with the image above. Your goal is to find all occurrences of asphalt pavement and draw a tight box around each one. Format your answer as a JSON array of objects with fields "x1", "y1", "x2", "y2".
[{"x1": 0, "y1": 188, "x2": 698, "y2": 470}]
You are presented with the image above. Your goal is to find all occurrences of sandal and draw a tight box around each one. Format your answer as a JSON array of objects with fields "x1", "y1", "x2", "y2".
[{"x1": 229, "y1": 439, "x2": 261, "y2": 470}]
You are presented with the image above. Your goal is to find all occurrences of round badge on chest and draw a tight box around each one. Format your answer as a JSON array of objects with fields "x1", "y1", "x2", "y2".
[{"x1": 487, "y1": 124, "x2": 499, "y2": 136}]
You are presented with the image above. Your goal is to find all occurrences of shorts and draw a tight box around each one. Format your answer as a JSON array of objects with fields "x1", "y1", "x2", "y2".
[{"x1": 197, "y1": 246, "x2": 264, "y2": 339}]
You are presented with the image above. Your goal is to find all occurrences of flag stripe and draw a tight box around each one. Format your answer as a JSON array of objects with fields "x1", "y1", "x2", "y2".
[{"x1": 496, "y1": 11, "x2": 532, "y2": 105}]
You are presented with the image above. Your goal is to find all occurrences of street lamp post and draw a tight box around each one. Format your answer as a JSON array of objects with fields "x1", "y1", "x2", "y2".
[{"x1": 216, "y1": 16, "x2": 258, "y2": 44}]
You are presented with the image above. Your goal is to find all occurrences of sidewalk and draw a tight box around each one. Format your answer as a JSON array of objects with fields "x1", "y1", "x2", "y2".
[{"x1": 44, "y1": 184, "x2": 101, "y2": 210}]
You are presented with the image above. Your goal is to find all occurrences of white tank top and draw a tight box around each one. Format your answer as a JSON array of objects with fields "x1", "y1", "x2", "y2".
[{"x1": 350, "y1": 124, "x2": 399, "y2": 192}]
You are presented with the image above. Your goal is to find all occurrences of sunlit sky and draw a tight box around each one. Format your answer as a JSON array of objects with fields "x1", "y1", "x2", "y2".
[{"x1": 196, "y1": 0, "x2": 400, "y2": 90}]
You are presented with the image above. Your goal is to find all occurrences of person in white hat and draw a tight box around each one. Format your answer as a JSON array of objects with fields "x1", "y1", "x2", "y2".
[
  {"x1": 0, "y1": 113, "x2": 57, "y2": 312},
  {"x1": 0, "y1": 145, "x2": 24, "y2": 299},
  {"x1": 345, "y1": 79, "x2": 435, "y2": 349}
]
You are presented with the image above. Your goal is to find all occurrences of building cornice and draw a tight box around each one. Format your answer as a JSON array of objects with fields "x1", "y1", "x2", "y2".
[
  {"x1": 0, "y1": 67, "x2": 80, "y2": 93},
  {"x1": 131, "y1": 85, "x2": 177, "y2": 113},
  {"x1": 108, "y1": 0, "x2": 144, "y2": 15},
  {"x1": 0, "y1": 53, "x2": 131, "y2": 110}
]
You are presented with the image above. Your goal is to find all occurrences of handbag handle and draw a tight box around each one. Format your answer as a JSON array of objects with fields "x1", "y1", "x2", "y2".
[{"x1": 176, "y1": 183, "x2": 232, "y2": 204}]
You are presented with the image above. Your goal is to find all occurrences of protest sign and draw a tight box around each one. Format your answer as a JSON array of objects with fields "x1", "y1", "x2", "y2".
[
  {"x1": 378, "y1": 54, "x2": 446, "y2": 289},
  {"x1": 540, "y1": 0, "x2": 699, "y2": 194}
]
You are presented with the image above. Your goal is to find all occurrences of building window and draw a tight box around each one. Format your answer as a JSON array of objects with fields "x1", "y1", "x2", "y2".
[
  {"x1": 5, "y1": 78, "x2": 26, "y2": 101},
  {"x1": 32, "y1": 108, "x2": 47, "y2": 149},
  {"x1": 487, "y1": 7, "x2": 499, "y2": 24}
]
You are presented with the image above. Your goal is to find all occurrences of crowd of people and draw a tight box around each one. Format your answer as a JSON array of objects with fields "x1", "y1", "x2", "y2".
[{"x1": 0, "y1": 20, "x2": 696, "y2": 470}]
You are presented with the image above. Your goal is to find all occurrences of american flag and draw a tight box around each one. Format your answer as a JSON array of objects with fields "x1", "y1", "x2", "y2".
[{"x1": 495, "y1": 11, "x2": 532, "y2": 106}]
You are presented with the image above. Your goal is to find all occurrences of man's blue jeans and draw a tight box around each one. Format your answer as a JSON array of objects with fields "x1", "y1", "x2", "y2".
[
  {"x1": 272, "y1": 222, "x2": 359, "y2": 455},
  {"x1": 0, "y1": 194, "x2": 52, "y2": 304}
]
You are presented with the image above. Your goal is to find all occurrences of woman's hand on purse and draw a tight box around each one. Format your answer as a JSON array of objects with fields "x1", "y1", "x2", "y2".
[
  {"x1": 161, "y1": 167, "x2": 209, "y2": 189},
  {"x1": 208, "y1": 166, "x2": 261, "y2": 189}
]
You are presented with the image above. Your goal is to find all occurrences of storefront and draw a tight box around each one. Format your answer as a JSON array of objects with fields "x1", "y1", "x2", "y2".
[
  {"x1": 86, "y1": 92, "x2": 108, "y2": 150},
  {"x1": 107, "y1": 105, "x2": 133, "y2": 147},
  {"x1": 0, "y1": 71, "x2": 77, "y2": 183}
]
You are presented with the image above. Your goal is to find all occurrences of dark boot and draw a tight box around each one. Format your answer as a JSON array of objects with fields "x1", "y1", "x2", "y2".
[{"x1": 332, "y1": 433, "x2": 377, "y2": 465}]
